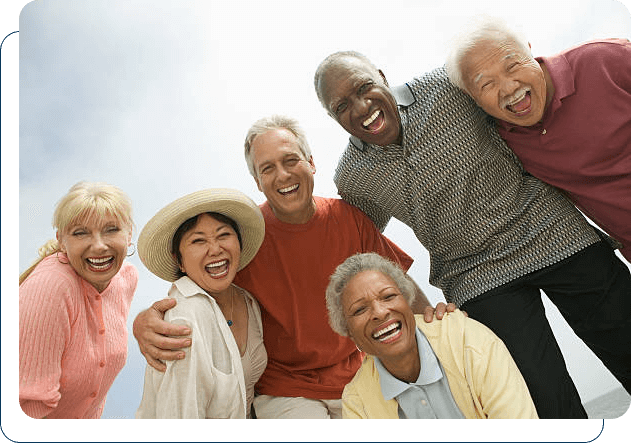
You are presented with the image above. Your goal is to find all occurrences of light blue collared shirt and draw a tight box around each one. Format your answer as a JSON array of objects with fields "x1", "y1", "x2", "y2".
[{"x1": 374, "y1": 328, "x2": 465, "y2": 419}]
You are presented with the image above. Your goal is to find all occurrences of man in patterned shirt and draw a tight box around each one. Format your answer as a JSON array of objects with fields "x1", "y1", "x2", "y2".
[{"x1": 313, "y1": 51, "x2": 631, "y2": 418}]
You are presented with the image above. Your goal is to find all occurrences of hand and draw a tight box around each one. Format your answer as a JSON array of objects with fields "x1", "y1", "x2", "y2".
[
  {"x1": 423, "y1": 302, "x2": 460, "y2": 323},
  {"x1": 132, "y1": 298, "x2": 192, "y2": 372}
]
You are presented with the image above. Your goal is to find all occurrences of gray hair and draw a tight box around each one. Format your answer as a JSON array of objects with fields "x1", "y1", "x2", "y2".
[
  {"x1": 313, "y1": 51, "x2": 383, "y2": 111},
  {"x1": 243, "y1": 114, "x2": 312, "y2": 178},
  {"x1": 325, "y1": 252, "x2": 417, "y2": 337},
  {"x1": 445, "y1": 15, "x2": 530, "y2": 91}
]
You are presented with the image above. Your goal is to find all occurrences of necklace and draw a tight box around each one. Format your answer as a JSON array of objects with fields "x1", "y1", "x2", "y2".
[{"x1": 227, "y1": 286, "x2": 235, "y2": 327}]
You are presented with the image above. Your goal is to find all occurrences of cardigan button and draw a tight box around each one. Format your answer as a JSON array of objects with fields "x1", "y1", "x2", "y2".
[
  {"x1": 99, "y1": 361, "x2": 105, "y2": 368},
  {"x1": 99, "y1": 329, "x2": 105, "y2": 335},
  {"x1": 90, "y1": 392, "x2": 97, "y2": 398}
]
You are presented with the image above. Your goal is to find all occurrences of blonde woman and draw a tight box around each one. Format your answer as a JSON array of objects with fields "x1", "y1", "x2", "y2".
[{"x1": 19, "y1": 181, "x2": 138, "y2": 419}]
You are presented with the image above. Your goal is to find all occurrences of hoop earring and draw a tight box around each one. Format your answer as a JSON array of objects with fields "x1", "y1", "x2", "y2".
[
  {"x1": 56, "y1": 251, "x2": 69, "y2": 264},
  {"x1": 127, "y1": 242, "x2": 136, "y2": 257}
]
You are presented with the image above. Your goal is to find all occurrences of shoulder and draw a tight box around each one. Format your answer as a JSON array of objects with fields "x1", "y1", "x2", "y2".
[
  {"x1": 114, "y1": 261, "x2": 138, "y2": 290},
  {"x1": 20, "y1": 256, "x2": 82, "y2": 298},
  {"x1": 561, "y1": 39, "x2": 631, "y2": 67}
]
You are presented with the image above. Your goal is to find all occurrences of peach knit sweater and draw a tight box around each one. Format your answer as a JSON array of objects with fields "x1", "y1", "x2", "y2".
[{"x1": 19, "y1": 254, "x2": 137, "y2": 419}]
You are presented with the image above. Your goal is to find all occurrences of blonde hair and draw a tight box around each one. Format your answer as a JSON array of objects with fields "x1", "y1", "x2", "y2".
[{"x1": 19, "y1": 181, "x2": 134, "y2": 284}]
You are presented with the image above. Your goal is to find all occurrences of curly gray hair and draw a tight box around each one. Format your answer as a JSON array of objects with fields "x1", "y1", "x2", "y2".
[{"x1": 325, "y1": 252, "x2": 417, "y2": 336}]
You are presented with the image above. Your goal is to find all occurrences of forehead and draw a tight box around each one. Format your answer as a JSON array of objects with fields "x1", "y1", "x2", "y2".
[
  {"x1": 343, "y1": 270, "x2": 397, "y2": 301},
  {"x1": 187, "y1": 213, "x2": 230, "y2": 233},
  {"x1": 322, "y1": 59, "x2": 378, "y2": 97},
  {"x1": 68, "y1": 210, "x2": 121, "y2": 229},
  {"x1": 251, "y1": 128, "x2": 302, "y2": 162}
]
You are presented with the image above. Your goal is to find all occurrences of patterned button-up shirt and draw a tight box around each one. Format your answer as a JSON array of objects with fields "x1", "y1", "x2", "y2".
[{"x1": 334, "y1": 67, "x2": 602, "y2": 306}]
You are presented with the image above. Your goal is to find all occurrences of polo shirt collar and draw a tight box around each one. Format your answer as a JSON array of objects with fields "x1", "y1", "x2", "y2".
[
  {"x1": 375, "y1": 327, "x2": 443, "y2": 401},
  {"x1": 349, "y1": 83, "x2": 415, "y2": 152}
]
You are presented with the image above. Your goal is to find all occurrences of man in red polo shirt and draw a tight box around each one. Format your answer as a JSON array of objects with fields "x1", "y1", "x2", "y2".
[{"x1": 446, "y1": 17, "x2": 630, "y2": 263}]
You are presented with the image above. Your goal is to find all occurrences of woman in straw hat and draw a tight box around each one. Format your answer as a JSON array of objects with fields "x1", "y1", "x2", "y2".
[
  {"x1": 19, "y1": 181, "x2": 138, "y2": 419},
  {"x1": 135, "y1": 188, "x2": 267, "y2": 419}
]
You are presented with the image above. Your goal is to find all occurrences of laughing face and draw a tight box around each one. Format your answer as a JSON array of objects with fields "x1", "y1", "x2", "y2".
[
  {"x1": 461, "y1": 38, "x2": 548, "y2": 127},
  {"x1": 250, "y1": 128, "x2": 316, "y2": 224},
  {"x1": 177, "y1": 213, "x2": 241, "y2": 296},
  {"x1": 57, "y1": 213, "x2": 131, "y2": 293},
  {"x1": 342, "y1": 270, "x2": 417, "y2": 366},
  {"x1": 320, "y1": 57, "x2": 402, "y2": 146}
]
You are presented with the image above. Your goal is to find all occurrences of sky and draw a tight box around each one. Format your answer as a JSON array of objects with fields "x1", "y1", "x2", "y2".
[{"x1": 3, "y1": 0, "x2": 631, "y2": 441}]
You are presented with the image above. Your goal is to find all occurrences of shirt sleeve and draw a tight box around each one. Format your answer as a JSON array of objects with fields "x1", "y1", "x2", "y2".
[
  {"x1": 466, "y1": 319, "x2": 538, "y2": 419},
  {"x1": 353, "y1": 206, "x2": 414, "y2": 271},
  {"x1": 339, "y1": 191, "x2": 392, "y2": 233},
  {"x1": 19, "y1": 272, "x2": 73, "y2": 418},
  {"x1": 150, "y1": 317, "x2": 213, "y2": 419},
  {"x1": 342, "y1": 387, "x2": 368, "y2": 419}
]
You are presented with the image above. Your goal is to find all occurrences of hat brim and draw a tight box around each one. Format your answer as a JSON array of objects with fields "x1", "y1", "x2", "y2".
[{"x1": 138, "y1": 188, "x2": 265, "y2": 282}]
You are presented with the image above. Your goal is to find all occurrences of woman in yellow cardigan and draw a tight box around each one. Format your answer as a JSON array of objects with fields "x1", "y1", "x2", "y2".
[{"x1": 325, "y1": 252, "x2": 537, "y2": 419}]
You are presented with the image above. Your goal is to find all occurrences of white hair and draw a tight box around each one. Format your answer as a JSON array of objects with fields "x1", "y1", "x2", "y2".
[{"x1": 445, "y1": 15, "x2": 530, "y2": 91}]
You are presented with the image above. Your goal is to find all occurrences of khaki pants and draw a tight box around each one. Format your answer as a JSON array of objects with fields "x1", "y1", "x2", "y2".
[{"x1": 253, "y1": 395, "x2": 342, "y2": 419}]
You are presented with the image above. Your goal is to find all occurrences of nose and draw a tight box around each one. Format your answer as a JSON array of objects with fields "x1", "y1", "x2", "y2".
[
  {"x1": 350, "y1": 95, "x2": 370, "y2": 118},
  {"x1": 371, "y1": 300, "x2": 389, "y2": 321},
  {"x1": 91, "y1": 233, "x2": 108, "y2": 251},
  {"x1": 277, "y1": 164, "x2": 291, "y2": 180},
  {"x1": 206, "y1": 238, "x2": 222, "y2": 256},
  {"x1": 498, "y1": 76, "x2": 520, "y2": 96}
]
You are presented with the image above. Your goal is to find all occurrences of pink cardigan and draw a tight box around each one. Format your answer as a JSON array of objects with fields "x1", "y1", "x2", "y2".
[{"x1": 19, "y1": 254, "x2": 137, "y2": 418}]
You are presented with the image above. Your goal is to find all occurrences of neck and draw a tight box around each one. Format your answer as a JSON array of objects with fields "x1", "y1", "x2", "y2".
[
  {"x1": 272, "y1": 198, "x2": 317, "y2": 224},
  {"x1": 380, "y1": 337, "x2": 420, "y2": 383},
  {"x1": 540, "y1": 61, "x2": 555, "y2": 114}
]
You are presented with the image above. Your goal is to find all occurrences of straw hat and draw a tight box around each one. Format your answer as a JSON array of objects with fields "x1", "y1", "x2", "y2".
[{"x1": 138, "y1": 188, "x2": 265, "y2": 282}]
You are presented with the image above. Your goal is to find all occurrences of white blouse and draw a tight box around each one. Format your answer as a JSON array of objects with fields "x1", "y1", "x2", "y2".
[{"x1": 136, "y1": 277, "x2": 267, "y2": 419}]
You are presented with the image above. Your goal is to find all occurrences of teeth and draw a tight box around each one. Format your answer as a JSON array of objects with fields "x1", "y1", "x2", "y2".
[
  {"x1": 372, "y1": 322, "x2": 401, "y2": 340},
  {"x1": 88, "y1": 257, "x2": 112, "y2": 264},
  {"x1": 363, "y1": 110, "x2": 380, "y2": 127},
  {"x1": 206, "y1": 260, "x2": 227, "y2": 269},
  {"x1": 279, "y1": 184, "x2": 298, "y2": 194},
  {"x1": 504, "y1": 88, "x2": 529, "y2": 108}
]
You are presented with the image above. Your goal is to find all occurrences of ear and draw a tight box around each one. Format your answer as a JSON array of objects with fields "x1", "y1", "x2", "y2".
[
  {"x1": 56, "y1": 231, "x2": 66, "y2": 253},
  {"x1": 378, "y1": 69, "x2": 389, "y2": 87},
  {"x1": 254, "y1": 176, "x2": 263, "y2": 192},
  {"x1": 172, "y1": 253, "x2": 185, "y2": 274},
  {"x1": 308, "y1": 156, "x2": 316, "y2": 174}
]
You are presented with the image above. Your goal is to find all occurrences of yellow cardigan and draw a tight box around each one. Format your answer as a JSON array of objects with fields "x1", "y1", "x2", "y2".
[{"x1": 342, "y1": 311, "x2": 538, "y2": 419}]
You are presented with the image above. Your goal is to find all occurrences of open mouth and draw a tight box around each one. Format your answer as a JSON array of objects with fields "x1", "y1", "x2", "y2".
[
  {"x1": 372, "y1": 321, "x2": 402, "y2": 342},
  {"x1": 504, "y1": 89, "x2": 532, "y2": 116},
  {"x1": 362, "y1": 109, "x2": 385, "y2": 133},
  {"x1": 205, "y1": 259, "x2": 229, "y2": 278},
  {"x1": 278, "y1": 184, "x2": 299, "y2": 195},
  {"x1": 86, "y1": 256, "x2": 115, "y2": 271}
]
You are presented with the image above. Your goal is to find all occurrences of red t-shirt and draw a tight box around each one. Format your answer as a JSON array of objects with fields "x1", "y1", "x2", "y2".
[
  {"x1": 497, "y1": 39, "x2": 631, "y2": 260},
  {"x1": 234, "y1": 196, "x2": 413, "y2": 399}
]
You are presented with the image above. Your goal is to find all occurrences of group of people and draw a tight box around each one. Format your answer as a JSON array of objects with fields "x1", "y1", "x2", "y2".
[{"x1": 19, "y1": 16, "x2": 630, "y2": 419}]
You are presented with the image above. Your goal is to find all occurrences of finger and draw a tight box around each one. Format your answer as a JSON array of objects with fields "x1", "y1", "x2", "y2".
[
  {"x1": 446, "y1": 302, "x2": 457, "y2": 313},
  {"x1": 145, "y1": 333, "x2": 192, "y2": 352},
  {"x1": 146, "y1": 355, "x2": 167, "y2": 373},
  {"x1": 145, "y1": 343, "x2": 187, "y2": 362},
  {"x1": 151, "y1": 297, "x2": 177, "y2": 314},
  {"x1": 423, "y1": 305, "x2": 435, "y2": 323},
  {"x1": 434, "y1": 302, "x2": 447, "y2": 319}
]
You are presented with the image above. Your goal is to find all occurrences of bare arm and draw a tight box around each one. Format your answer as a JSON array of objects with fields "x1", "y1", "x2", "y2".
[{"x1": 132, "y1": 298, "x2": 192, "y2": 372}]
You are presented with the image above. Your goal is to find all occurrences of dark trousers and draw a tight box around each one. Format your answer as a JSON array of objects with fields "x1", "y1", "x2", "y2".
[{"x1": 461, "y1": 241, "x2": 631, "y2": 419}]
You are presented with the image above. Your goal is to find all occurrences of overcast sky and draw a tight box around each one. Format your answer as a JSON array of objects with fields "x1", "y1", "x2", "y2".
[{"x1": 4, "y1": 0, "x2": 631, "y2": 440}]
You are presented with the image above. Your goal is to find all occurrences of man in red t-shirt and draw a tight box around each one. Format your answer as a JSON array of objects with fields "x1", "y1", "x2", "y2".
[
  {"x1": 133, "y1": 115, "x2": 451, "y2": 418},
  {"x1": 445, "y1": 17, "x2": 631, "y2": 263}
]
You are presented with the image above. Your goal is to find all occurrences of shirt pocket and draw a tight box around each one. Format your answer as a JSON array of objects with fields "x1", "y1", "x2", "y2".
[{"x1": 206, "y1": 367, "x2": 244, "y2": 418}]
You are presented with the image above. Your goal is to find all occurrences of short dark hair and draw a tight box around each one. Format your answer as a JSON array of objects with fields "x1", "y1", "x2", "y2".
[{"x1": 171, "y1": 212, "x2": 242, "y2": 279}]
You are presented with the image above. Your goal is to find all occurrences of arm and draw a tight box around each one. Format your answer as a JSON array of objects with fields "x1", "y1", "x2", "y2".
[
  {"x1": 19, "y1": 275, "x2": 71, "y2": 418},
  {"x1": 132, "y1": 298, "x2": 192, "y2": 372},
  {"x1": 469, "y1": 321, "x2": 538, "y2": 419}
]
